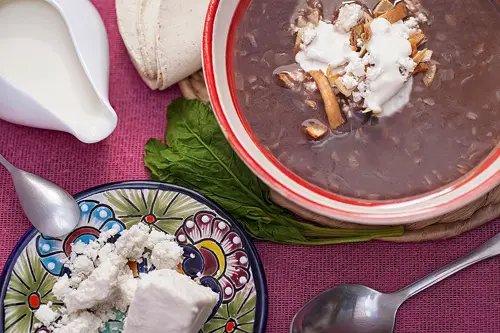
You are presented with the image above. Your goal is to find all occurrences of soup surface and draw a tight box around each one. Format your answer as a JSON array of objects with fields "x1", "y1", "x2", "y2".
[{"x1": 232, "y1": 0, "x2": 500, "y2": 199}]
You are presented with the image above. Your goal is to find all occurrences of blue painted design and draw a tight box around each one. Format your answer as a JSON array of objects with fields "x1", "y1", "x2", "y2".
[
  {"x1": 39, "y1": 252, "x2": 66, "y2": 276},
  {"x1": 100, "y1": 220, "x2": 125, "y2": 233},
  {"x1": 200, "y1": 276, "x2": 223, "y2": 321},
  {"x1": 35, "y1": 201, "x2": 125, "y2": 276},
  {"x1": 181, "y1": 245, "x2": 204, "y2": 277},
  {"x1": 37, "y1": 236, "x2": 63, "y2": 256}
]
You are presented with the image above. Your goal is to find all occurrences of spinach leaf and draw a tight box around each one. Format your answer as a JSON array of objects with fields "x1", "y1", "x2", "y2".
[{"x1": 144, "y1": 98, "x2": 403, "y2": 244}]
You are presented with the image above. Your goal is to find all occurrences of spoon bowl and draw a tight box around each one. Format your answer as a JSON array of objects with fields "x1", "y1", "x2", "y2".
[
  {"x1": 291, "y1": 232, "x2": 500, "y2": 333},
  {"x1": 291, "y1": 285, "x2": 400, "y2": 333},
  {"x1": 0, "y1": 154, "x2": 79, "y2": 237}
]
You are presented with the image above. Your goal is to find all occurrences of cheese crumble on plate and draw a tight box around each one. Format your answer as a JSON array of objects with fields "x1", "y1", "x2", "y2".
[{"x1": 35, "y1": 223, "x2": 218, "y2": 333}]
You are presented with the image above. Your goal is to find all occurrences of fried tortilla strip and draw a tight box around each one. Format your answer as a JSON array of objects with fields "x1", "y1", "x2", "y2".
[
  {"x1": 362, "y1": 108, "x2": 382, "y2": 115},
  {"x1": 304, "y1": 99, "x2": 317, "y2": 109},
  {"x1": 408, "y1": 31, "x2": 425, "y2": 46},
  {"x1": 326, "y1": 65, "x2": 341, "y2": 86},
  {"x1": 380, "y1": 2, "x2": 408, "y2": 24},
  {"x1": 412, "y1": 48, "x2": 428, "y2": 64},
  {"x1": 305, "y1": 123, "x2": 328, "y2": 140},
  {"x1": 327, "y1": 74, "x2": 341, "y2": 87},
  {"x1": 278, "y1": 73, "x2": 298, "y2": 90},
  {"x1": 409, "y1": 32, "x2": 426, "y2": 56},
  {"x1": 309, "y1": 70, "x2": 344, "y2": 129},
  {"x1": 334, "y1": 77, "x2": 353, "y2": 97},
  {"x1": 374, "y1": 0, "x2": 394, "y2": 17},
  {"x1": 363, "y1": 12, "x2": 374, "y2": 24},
  {"x1": 294, "y1": 30, "x2": 304, "y2": 54},
  {"x1": 421, "y1": 49, "x2": 433, "y2": 62},
  {"x1": 359, "y1": 44, "x2": 368, "y2": 57},
  {"x1": 412, "y1": 63, "x2": 429, "y2": 75},
  {"x1": 363, "y1": 23, "x2": 373, "y2": 42},
  {"x1": 423, "y1": 64, "x2": 437, "y2": 87},
  {"x1": 410, "y1": 42, "x2": 418, "y2": 57},
  {"x1": 350, "y1": 24, "x2": 364, "y2": 50}
]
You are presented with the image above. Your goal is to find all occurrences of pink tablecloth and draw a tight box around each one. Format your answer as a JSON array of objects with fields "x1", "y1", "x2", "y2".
[{"x1": 1, "y1": 1, "x2": 499, "y2": 332}]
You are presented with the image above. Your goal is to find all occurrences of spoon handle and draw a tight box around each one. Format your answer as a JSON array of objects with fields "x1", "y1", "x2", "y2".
[
  {"x1": 0, "y1": 153, "x2": 15, "y2": 172},
  {"x1": 396, "y1": 232, "x2": 500, "y2": 301}
]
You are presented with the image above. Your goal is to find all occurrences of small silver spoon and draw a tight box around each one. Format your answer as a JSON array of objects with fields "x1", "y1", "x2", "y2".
[
  {"x1": 291, "y1": 232, "x2": 500, "y2": 333},
  {"x1": 0, "y1": 153, "x2": 79, "y2": 237}
]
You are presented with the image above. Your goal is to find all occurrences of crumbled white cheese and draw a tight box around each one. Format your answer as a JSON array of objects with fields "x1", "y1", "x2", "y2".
[
  {"x1": 115, "y1": 272, "x2": 138, "y2": 312},
  {"x1": 66, "y1": 255, "x2": 94, "y2": 286},
  {"x1": 398, "y1": 57, "x2": 417, "y2": 76},
  {"x1": 405, "y1": 17, "x2": 419, "y2": 29},
  {"x1": 52, "y1": 311, "x2": 102, "y2": 333},
  {"x1": 71, "y1": 241, "x2": 98, "y2": 262},
  {"x1": 52, "y1": 274, "x2": 72, "y2": 299},
  {"x1": 97, "y1": 243, "x2": 115, "y2": 262},
  {"x1": 304, "y1": 81, "x2": 317, "y2": 91},
  {"x1": 151, "y1": 240, "x2": 183, "y2": 270},
  {"x1": 35, "y1": 304, "x2": 59, "y2": 326},
  {"x1": 114, "y1": 223, "x2": 150, "y2": 261},
  {"x1": 392, "y1": 19, "x2": 419, "y2": 39},
  {"x1": 146, "y1": 229, "x2": 171, "y2": 249},
  {"x1": 344, "y1": 57, "x2": 365, "y2": 77},
  {"x1": 123, "y1": 269, "x2": 218, "y2": 333},
  {"x1": 342, "y1": 74, "x2": 358, "y2": 89},
  {"x1": 43, "y1": 223, "x2": 216, "y2": 333},
  {"x1": 59, "y1": 256, "x2": 122, "y2": 313},
  {"x1": 335, "y1": 3, "x2": 364, "y2": 32},
  {"x1": 352, "y1": 91, "x2": 363, "y2": 102}
]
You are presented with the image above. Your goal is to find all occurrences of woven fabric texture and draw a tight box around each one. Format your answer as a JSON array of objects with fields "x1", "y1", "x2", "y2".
[{"x1": 0, "y1": 1, "x2": 499, "y2": 332}]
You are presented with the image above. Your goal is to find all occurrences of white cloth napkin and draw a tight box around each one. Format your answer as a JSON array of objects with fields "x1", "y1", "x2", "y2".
[{"x1": 116, "y1": 0, "x2": 210, "y2": 90}]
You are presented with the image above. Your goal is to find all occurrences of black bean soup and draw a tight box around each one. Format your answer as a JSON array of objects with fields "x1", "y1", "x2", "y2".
[{"x1": 232, "y1": 0, "x2": 500, "y2": 199}]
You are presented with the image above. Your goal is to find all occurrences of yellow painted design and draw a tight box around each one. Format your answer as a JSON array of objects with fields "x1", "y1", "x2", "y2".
[{"x1": 196, "y1": 240, "x2": 226, "y2": 278}]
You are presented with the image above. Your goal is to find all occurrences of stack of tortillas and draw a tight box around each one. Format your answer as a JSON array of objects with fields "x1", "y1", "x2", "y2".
[{"x1": 116, "y1": 0, "x2": 210, "y2": 90}]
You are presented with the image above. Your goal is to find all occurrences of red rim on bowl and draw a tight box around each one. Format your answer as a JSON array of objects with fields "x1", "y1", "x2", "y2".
[{"x1": 202, "y1": 0, "x2": 500, "y2": 225}]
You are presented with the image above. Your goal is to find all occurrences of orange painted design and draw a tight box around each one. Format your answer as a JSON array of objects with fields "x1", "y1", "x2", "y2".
[
  {"x1": 144, "y1": 214, "x2": 156, "y2": 224},
  {"x1": 28, "y1": 293, "x2": 40, "y2": 310},
  {"x1": 225, "y1": 320, "x2": 236, "y2": 332}
]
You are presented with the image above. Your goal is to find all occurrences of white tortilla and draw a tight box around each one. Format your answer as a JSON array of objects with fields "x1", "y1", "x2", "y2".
[
  {"x1": 137, "y1": 0, "x2": 161, "y2": 84},
  {"x1": 156, "y1": 0, "x2": 210, "y2": 90},
  {"x1": 116, "y1": 0, "x2": 157, "y2": 89}
]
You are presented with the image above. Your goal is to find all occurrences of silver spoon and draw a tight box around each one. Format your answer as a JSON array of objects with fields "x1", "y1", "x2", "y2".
[
  {"x1": 0, "y1": 153, "x2": 79, "y2": 237},
  {"x1": 291, "y1": 232, "x2": 500, "y2": 333}
]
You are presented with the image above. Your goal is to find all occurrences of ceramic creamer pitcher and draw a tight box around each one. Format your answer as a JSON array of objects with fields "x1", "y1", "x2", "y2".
[{"x1": 0, "y1": 0, "x2": 117, "y2": 143}]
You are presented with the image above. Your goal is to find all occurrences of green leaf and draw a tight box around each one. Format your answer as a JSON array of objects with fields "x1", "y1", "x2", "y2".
[{"x1": 144, "y1": 98, "x2": 404, "y2": 245}]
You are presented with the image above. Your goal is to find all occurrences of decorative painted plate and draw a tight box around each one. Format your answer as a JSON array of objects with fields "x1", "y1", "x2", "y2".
[{"x1": 0, "y1": 181, "x2": 267, "y2": 333}]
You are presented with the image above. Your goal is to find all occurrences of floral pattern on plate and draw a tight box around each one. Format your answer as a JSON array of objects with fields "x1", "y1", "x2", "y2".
[{"x1": 0, "y1": 182, "x2": 266, "y2": 333}]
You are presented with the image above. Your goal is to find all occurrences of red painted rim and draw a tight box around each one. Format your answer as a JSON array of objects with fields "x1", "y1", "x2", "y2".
[{"x1": 202, "y1": 0, "x2": 500, "y2": 224}]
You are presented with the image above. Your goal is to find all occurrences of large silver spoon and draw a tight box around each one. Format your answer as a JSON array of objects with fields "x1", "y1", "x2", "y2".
[
  {"x1": 0, "y1": 153, "x2": 79, "y2": 237},
  {"x1": 291, "y1": 232, "x2": 500, "y2": 333}
]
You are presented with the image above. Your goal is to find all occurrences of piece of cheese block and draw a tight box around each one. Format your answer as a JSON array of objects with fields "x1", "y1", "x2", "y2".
[
  {"x1": 123, "y1": 269, "x2": 219, "y2": 333},
  {"x1": 116, "y1": 0, "x2": 158, "y2": 89},
  {"x1": 156, "y1": 0, "x2": 210, "y2": 90}
]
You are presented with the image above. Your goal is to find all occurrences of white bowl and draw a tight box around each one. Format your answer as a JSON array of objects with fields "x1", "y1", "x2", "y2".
[{"x1": 202, "y1": 0, "x2": 500, "y2": 225}]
